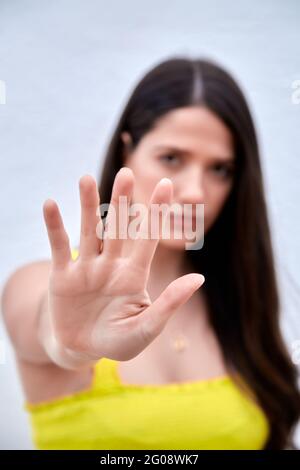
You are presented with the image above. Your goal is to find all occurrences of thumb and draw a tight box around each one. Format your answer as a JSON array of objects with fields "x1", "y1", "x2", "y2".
[{"x1": 138, "y1": 273, "x2": 205, "y2": 343}]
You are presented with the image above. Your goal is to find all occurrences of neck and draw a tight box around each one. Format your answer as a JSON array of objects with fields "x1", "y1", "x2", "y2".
[
  {"x1": 147, "y1": 243, "x2": 211, "y2": 339},
  {"x1": 147, "y1": 243, "x2": 203, "y2": 309},
  {"x1": 149, "y1": 243, "x2": 187, "y2": 285}
]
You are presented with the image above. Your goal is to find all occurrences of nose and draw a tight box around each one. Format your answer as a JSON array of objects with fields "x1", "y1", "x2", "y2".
[{"x1": 176, "y1": 165, "x2": 205, "y2": 206}]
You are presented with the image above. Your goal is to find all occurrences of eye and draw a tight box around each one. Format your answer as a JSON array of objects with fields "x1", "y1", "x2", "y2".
[
  {"x1": 159, "y1": 154, "x2": 182, "y2": 167},
  {"x1": 211, "y1": 163, "x2": 234, "y2": 178}
]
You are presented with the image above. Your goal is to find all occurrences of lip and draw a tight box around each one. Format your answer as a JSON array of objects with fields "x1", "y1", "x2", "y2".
[
  {"x1": 172, "y1": 213, "x2": 199, "y2": 226},
  {"x1": 170, "y1": 209, "x2": 200, "y2": 219}
]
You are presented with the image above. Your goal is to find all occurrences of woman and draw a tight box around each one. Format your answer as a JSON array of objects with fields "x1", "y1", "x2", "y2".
[{"x1": 2, "y1": 57, "x2": 300, "y2": 450}]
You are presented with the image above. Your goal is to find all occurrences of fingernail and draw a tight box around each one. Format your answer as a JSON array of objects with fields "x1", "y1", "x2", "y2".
[
  {"x1": 159, "y1": 177, "x2": 172, "y2": 185},
  {"x1": 195, "y1": 274, "x2": 205, "y2": 287}
]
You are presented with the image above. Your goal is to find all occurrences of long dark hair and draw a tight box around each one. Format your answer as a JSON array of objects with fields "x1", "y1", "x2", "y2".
[{"x1": 97, "y1": 56, "x2": 300, "y2": 449}]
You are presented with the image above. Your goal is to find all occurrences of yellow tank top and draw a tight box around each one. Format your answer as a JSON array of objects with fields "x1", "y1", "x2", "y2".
[{"x1": 24, "y1": 248, "x2": 270, "y2": 450}]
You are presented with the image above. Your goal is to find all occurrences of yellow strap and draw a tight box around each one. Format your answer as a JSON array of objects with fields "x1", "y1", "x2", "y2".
[{"x1": 71, "y1": 247, "x2": 79, "y2": 260}]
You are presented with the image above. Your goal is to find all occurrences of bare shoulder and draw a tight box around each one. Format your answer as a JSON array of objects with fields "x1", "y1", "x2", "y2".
[
  {"x1": 1, "y1": 246, "x2": 79, "y2": 320},
  {"x1": 1, "y1": 258, "x2": 52, "y2": 339}
]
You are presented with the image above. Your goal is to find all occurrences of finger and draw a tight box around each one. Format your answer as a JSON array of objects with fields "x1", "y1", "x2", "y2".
[
  {"x1": 103, "y1": 167, "x2": 134, "y2": 258},
  {"x1": 43, "y1": 199, "x2": 71, "y2": 269},
  {"x1": 138, "y1": 273, "x2": 205, "y2": 343},
  {"x1": 130, "y1": 177, "x2": 173, "y2": 271},
  {"x1": 79, "y1": 175, "x2": 102, "y2": 260}
]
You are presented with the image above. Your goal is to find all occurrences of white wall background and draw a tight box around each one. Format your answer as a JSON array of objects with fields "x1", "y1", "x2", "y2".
[{"x1": 0, "y1": 0, "x2": 299, "y2": 449}]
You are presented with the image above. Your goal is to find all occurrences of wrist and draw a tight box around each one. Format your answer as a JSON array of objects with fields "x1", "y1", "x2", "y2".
[{"x1": 45, "y1": 332, "x2": 100, "y2": 370}]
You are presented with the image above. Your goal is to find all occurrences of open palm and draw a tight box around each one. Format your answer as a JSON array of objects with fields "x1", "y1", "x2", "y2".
[{"x1": 42, "y1": 167, "x2": 205, "y2": 364}]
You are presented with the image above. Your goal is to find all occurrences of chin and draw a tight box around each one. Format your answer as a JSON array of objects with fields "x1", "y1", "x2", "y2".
[
  {"x1": 158, "y1": 232, "x2": 205, "y2": 252},
  {"x1": 158, "y1": 217, "x2": 206, "y2": 251}
]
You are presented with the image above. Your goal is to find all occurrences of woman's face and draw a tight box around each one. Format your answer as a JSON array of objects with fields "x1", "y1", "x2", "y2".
[{"x1": 122, "y1": 105, "x2": 235, "y2": 250}]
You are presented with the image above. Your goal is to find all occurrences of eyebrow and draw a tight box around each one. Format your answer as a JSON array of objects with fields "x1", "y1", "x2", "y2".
[{"x1": 153, "y1": 145, "x2": 235, "y2": 163}]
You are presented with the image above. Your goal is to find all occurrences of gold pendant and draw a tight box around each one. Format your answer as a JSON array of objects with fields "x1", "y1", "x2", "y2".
[{"x1": 170, "y1": 333, "x2": 188, "y2": 352}]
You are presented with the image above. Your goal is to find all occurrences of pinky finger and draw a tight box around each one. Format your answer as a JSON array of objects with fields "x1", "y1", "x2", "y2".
[{"x1": 43, "y1": 199, "x2": 71, "y2": 269}]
